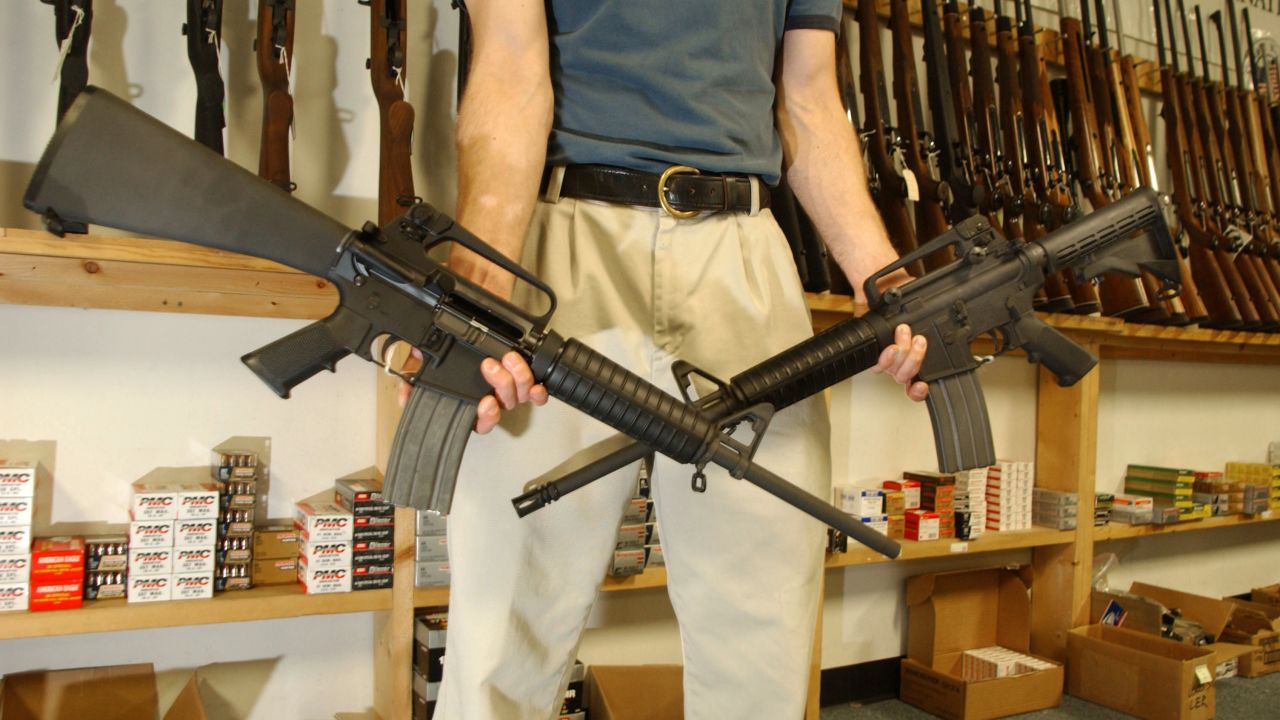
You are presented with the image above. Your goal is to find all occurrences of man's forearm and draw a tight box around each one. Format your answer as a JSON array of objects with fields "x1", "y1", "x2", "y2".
[
  {"x1": 776, "y1": 31, "x2": 904, "y2": 299},
  {"x1": 452, "y1": 2, "x2": 554, "y2": 299}
]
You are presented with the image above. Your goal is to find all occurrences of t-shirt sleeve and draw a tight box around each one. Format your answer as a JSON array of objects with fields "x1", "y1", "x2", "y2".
[{"x1": 784, "y1": 0, "x2": 841, "y2": 32}]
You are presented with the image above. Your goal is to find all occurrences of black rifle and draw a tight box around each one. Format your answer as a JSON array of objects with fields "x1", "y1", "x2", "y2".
[
  {"x1": 922, "y1": 0, "x2": 979, "y2": 224},
  {"x1": 25, "y1": 89, "x2": 1181, "y2": 558},
  {"x1": 43, "y1": 0, "x2": 93, "y2": 125},
  {"x1": 182, "y1": 0, "x2": 226, "y2": 154}
]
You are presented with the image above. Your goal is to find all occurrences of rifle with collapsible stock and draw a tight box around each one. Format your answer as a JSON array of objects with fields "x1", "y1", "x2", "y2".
[
  {"x1": 859, "y1": 0, "x2": 925, "y2": 278},
  {"x1": 361, "y1": 0, "x2": 417, "y2": 225},
  {"x1": 25, "y1": 89, "x2": 1181, "y2": 559},
  {"x1": 182, "y1": 0, "x2": 226, "y2": 155},
  {"x1": 255, "y1": 0, "x2": 296, "y2": 193}
]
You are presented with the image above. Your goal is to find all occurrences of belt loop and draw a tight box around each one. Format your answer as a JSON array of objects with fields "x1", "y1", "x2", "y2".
[
  {"x1": 543, "y1": 165, "x2": 566, "y2": 203},
  {"x1": 749, "y1": 176, "x2": 761, "y2": 217}
]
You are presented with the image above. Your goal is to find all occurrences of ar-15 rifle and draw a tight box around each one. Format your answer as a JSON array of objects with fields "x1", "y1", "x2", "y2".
[
  {"x1": 254, "y1": 0, "x2": 296, "y2": 193},
  {"x1": 859, "y1": 0, "x2": 924, "y2": 279},
  {"x1": 25, "y1": 88, "x2": 1181, "y2": 558},
  {"x1": 43, "y1": 0, "x2": 93, "y2": 125},
  {"x1": 1155, "y1": 0, "x2": 1251, "y2": 328},
  {"x1": 182, "y1": 0, "x2": 226, "y2": 155},
  {"x1": 1059, "y1": 0, "x2": 1152, "y2": 318},
  {"x1": 889, "y1": 0, "x2": 954, "y2": 272},
  {"x1": 360, "y1": 0, "x2": 417, "y2": 225}
]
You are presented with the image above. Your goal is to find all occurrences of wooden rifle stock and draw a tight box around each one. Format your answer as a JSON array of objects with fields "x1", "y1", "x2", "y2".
[
  {"x1": 365, "y1": 0, "x2": 417, "y2": 226},
  {"x1": 889, "y1": 0, "x2": 952, "y2": 272},
  {"x1": 995, "y1": 5, "x2": 1033, "y2": 243},
  {"x1": 856, "y1": 1, "x2": 923, "y2": 279},
  {"x1": 968, "y1": 5, "x2": 1011, "y2": 223},
  {"x1": 941, "y1": 2, "x2": 983, "y2": 215},
  {"x1": 256, "y1": 0, "x2": 296, "y2": 193}
]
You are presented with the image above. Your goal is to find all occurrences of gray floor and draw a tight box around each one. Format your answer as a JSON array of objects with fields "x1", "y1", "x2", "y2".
[{"x1": 820, "y1": 671, "x2": 1280, "y2": 719}]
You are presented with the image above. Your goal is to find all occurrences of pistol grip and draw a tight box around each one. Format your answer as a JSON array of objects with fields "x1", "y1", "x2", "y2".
[
  {"x1": 241, "y1": 308, "x2": 366, "y2": 398},
  {"x1": 383, "y1": 384, "x2": 478, "y2": 513},
  {"x1": 924, "y1": 371, "x2": 996, "y2": 473}
]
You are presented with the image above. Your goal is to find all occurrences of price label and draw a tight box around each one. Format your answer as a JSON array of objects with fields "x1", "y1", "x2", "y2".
[
  {"x1": 950, "y1": 542, "x2": 969, "y2": 554},
  {"x1": 902, "y1": 169, "x2": 921, "y2": 202},
  {"x1": 1194, "y1": 664, "x2": 1214, "y2": 686}
]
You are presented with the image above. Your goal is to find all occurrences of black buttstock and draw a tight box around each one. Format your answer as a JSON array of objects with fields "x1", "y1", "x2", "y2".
[{"x1": 24, "y1": 87, "x2": 349, "y2": 278}]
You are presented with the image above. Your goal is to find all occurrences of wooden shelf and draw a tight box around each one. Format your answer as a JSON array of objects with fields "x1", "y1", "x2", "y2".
[
  {"x1": 1096, "y1": 511, "x2": 1279, "y2": 542},
  {"x1": 0, "y1": 583, "x2": 391, "y2": 641},
  {"x1": 827, "y1": 526, "x2": 1075, "y2": 568},
  {"x1": 0, "y1": 228, "x2": 336, "y2": 320}
]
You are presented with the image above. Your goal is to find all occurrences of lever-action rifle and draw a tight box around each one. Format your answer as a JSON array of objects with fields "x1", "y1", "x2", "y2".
[
  {"x1": 25, "y1": 89, "x2": 1181, "y2": 559},
  {"x1": 254, "y1": 0, "x2": 297, "y2": 193},
  {"x1": 182, "y1": 0, "x2": 226, "y2": 155}
]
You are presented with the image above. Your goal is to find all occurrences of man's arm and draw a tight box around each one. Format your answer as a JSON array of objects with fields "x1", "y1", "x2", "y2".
[
  {"x1": 399, "y1": 0, "x2": 553, "y2": 429},
  {"x1": 776, "y1": 27, "x2": 927, "y2": 399}
]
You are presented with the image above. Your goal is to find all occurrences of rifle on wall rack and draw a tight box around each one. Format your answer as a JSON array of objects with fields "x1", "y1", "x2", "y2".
[
  {"x1": 360, "y1": 0, "x2": 417, "y2": 225},
  {"x1": 967, "y1": 1, "x2": 1013, "y2": 228},
  {"x1": 859, "y1": 0, "x2": 925, "y2": 278},
  {"x1": 42, "y1": 0, "x2": 92, "y2": 234},
  {"x1": 254, "y1": 0, "x2": 297, "y2": 193},
  {"x1": 1244, "y1": 8, "x2": 1280, "y2": 291},
  {"x1": 182, "y1": 0, "x2": 226, "y2": 155}
]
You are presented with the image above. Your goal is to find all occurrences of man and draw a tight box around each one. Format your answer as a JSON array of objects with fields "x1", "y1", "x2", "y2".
[{"x1": 425, "y1": 1, "x2": 928, "y2": 717}]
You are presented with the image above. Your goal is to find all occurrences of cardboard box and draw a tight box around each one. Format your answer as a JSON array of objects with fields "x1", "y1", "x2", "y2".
[
  {"x1": 0, "y1": 526, "x2": 32, "y2": 557},
  {"x1": 294, "y1": 493, "x2": 354, "y2": 543},
  {"x1": 1126, "y1": 582, "x2": 1280, "y2": 677},
  {"x1": 0, "y1": 499, "x2": 34, "y2": 528},
  {"x1": 252, "y1": 524, "x2": 299, "y2": 559},
  {"x1": 0, "y1": 583, "x2": 29, "y2": 613},
  {"x1": 0, "y1": 664, "x2": 211, "y2": 720},
  {"x1": 901, "y1": 566, "x2": 1063, "y2": 720},
  {"x1": 0, "y1": 463, "x2": 36, "y2": 498},
  {"x1": 1067, "y1": 624, "x2": 1215, "y2": 720},
  {"x1": 586, "y1": 665, "x2": 683, "y2": 720},
  {"x1": 1253, "y1": 584, "x2": 1280, "y2": 607}
]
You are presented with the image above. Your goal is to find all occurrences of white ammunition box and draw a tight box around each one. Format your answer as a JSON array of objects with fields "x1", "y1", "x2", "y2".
[
  {"x1": 130, "y1": 489, "x2": 179, "y2": 521},
  {"x1": 0, "y1": 554, "x2": 31, "y2": 585},
  {"x1": 834, "y1": 486, "x2": 884, "y2": 516},
  {"x1": 128, "y1": 547, "x2": 174, "y2": 576},
  {"x1": 127, "y1": 574, "x2": 172, "y2": 603},
  {"x1": 0, "y1": 526, "x2": 32, "y2": 556},
  {"x1": 172, "y1": 572, "x2": 214, "y2": 600},
  {"x1": 0, "y1": 582, "x2": 28, "y2": 612},
  {"x1": 415, "y1": 535, "x2": 449, "y2": 563},
  {"x1": 416, "y1": 510, "x2": 448, "y2": 536},
  {"x1": 298, "y1": 556, "x2": 352, "y2": 594},
  {"x1": 610, "y1": 548, "x2": 646, "y2": 577},
  {"x1": 173, "y1": 547, "x2": 216, "y2": 574},
  {"x1": 129, "y1": 520, "x2": 175, "y2": 548},
  {"x1": 300, "y1": 537, "x2": 353, "y2": 570},
  {"x1": 615, "y1": 523, "x2": 646, "y2": 550},
  {"x1": 295, "y1": 495, "x2": 354, "y2": 543},
  {"x1": 0, "y1": 499, "x2": 34, "y2": 528},
  {"x1": 860, "y1": 515, "x2": 890, "y2": 536},
  {"x1": 177, "y1": 485, "x2": 221, "y2": 519},
  {"x1": 174, "y1": 519, "x2": 218, "y2": 548},
  {"x1": 0, "y1": 465, "x2": 36, "y2": 498},
  {"x1": 645, "y1": 544, "x2": 665, "y2": 568},
  {"x1": 415, "y1": 561, "x2": 451, "y2": 588},
  {"x1": 621, "y1": 496, "x2": 650, "y2": 524}
]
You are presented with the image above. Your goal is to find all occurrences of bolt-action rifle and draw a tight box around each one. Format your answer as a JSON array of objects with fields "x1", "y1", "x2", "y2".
[
  {"x1": 967, "y1": 1, "x2": 1013, "y2": 226},
  {"x1": 1244, "y1": 8, "x2": 1280, "y2": 290},
  {"x1": 43, "y1": 0, "x2": 93, "y2": 125},
  {"x1": 859, "y1": 0, "x2": 925, "y2": 278},
  {"x1": 938, "y1": 1, "x2": 985, "y2": 218},
  {"x1": 1154, "y1": 0, "x2": 1252, "y2": 328},
  {"x1": 182, "y1": 0, "x2": 226, "y2": 155},
  {"x1": 360, "y1": 0, "x2": 417, "y2": 225},
  {"x1": 254, "y1": 0, "x2": 297, "y2": 193},
  {"x1": 25, "y1": 89, "x2": 1181, "y2": 558},
  {"x1": 1060, "y1": 0, "x2": 1152, "y2": 318}
]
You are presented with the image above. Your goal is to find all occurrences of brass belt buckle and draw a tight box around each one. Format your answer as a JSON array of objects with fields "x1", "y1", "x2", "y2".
[{"x1": 658, "y1": 165, "x2": 702, "y2": 219}]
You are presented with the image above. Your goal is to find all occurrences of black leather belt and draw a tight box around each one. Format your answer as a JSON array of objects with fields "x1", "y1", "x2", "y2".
[{"x1": 544, "y1": 164, "x2": 770, "y2": 217}]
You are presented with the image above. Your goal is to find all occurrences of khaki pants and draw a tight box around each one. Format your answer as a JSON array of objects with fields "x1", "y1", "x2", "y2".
[{"x1": 436, "y1": 195, "x2": 831, "y2": 720}]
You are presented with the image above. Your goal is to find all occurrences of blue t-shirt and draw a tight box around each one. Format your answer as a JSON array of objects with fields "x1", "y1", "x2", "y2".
[{"x1": 544, "y1": 1, "x2": 842, "y2": 185}]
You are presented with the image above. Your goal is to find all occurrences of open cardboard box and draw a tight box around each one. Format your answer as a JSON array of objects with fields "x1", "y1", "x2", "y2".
[
  {"x1": 900, "y1": 566, "x2": 1063, "y2": 720},
  {"x1": 1067, "y1": 624, "x2": 1216, "y2": 720},
  {"x1": 0, "y1": 664, "x2": 208, "y2": 719},
  {"x1": 585, "y1": 665, "x2": 682, "y2": 720},
  {"x1": 1128, "y1": 582, "x2": 1280, "y2": 678}
]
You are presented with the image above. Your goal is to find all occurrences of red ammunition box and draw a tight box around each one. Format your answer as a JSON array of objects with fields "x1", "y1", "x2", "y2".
[
  {"x1": 30, "y1": 537, "x2": 85, "y2": 582},
  {"x1": 30, "y1": 580, "x2": 84, "y2": 611},
  {"x1": 883, "y1": 479, "x2": 921, "y2": 509}
]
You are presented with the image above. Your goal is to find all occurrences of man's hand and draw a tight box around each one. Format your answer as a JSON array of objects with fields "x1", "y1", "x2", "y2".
[
  {"x1": 874, "y1": 323, "x2": 929, "y2": 402},
  {"x1": 395, "y1": 348, "x2": 548, "y2": 435}
]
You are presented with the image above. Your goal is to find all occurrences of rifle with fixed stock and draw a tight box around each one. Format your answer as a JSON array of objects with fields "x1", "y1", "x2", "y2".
[
  {"x1": 1244, "y1": 8, "x2": 1280, "y2": 290},
  {"x1": 360, "y1": 0, "x2": 417, "y2": 225},
  {"x1": 968, "y1": 1, "x2": 1014, "y2": 226},
  {"x1": 254, "y1": 0, "x2": 297, "y2": 193},
  {"x1": 182, "y1": 0, "x2": 226, "y2": 155},
  {"x1": 24, "y1": 89, "x2": 1182, "y2": 558},
  {"x1": 43, "y1": 0, "x2": 93, "y2": 126}
]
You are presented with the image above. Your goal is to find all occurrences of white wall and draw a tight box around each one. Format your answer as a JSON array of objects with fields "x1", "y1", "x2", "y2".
[{"x1": 2, "y1": 0, "x2": 1279, "y2": 716}]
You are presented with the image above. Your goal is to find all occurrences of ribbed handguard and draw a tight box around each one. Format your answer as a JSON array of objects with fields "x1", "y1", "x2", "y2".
[
  {"x1": 728, "y1": 317, "x2": 884, "y2": 412},
  {"x1": 383, "y1": 386, "x2": 478, "y2": 513},
  {"x1": 539, "y1": 338, "x2": 712, "y2": 465}
]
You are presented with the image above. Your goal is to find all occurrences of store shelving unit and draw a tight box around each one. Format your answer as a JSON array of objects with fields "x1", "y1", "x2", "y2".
[{"x1": 3, "y1": 231, "x2": 1279, "y2": 718}]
